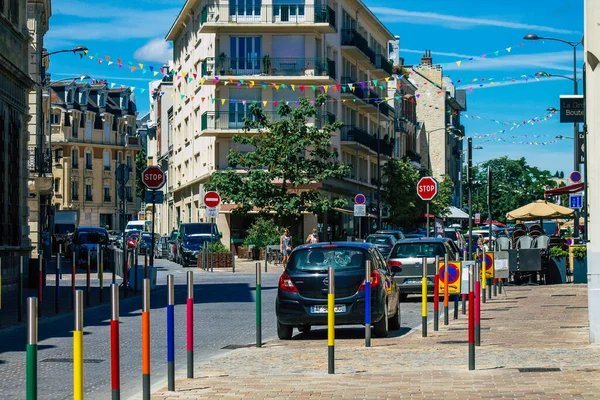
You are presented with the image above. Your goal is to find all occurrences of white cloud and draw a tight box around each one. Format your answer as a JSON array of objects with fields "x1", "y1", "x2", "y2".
[
  {"x1": 134, "y1": 38, "x2": 173, "y2": 64},
  {"x1": 371, "y1": 7, "x2": 578, "y2": 34}
]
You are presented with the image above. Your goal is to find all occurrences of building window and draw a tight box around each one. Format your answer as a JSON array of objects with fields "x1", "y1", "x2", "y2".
[
  {"x1": 54, "y1": 178, "x2": 60, "y2": 193},
  {"x1": 85, "y1": 183, "x2": 93, "y2": 201},
  {"x1": 51, "y1": 113, "x2": 60, "y2": 125},
  {"x1": 85, "y1": 118, "x2": 92, "y2": 139},
  {"x1": 126, "y1": 153, "x2": 132, "y2": 171},
  {"x1": 103, "y1": 150, "x2": 110, "y2": 171},
  {"x1": 72, "y1": 119, "x2": 79, "y2": 138},
  {"x1": 85, "y1": 151, "x2": 92, "y2": 169},
  {"x1": 98, "y1": 92, "x2": 106, "y2": 107},
  {"x1": 187, "y1": 203, "x2": 192, "y2": 222},
  {"x1": 72, "y1": 181, "x2": 79, "y2": 200},
  {"x1": 103, "y1": 119, "x2": 111, "y2": 142},
  {"x1": 104, "y1": 184, "x2": 111, "y2": 202},
  {"x1": 55, "y1": 148, "x2": 63, "y2": 162},
  {"x1": 8, "y1": 0, "x2": 19, "y2": 25},
  {"x1": 72, "y1": 149, "x2": 79, "y2": 169}
]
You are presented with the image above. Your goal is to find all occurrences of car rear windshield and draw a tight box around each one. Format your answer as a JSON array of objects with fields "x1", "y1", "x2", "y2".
[
  {"x1": 185, "y1": 236, "x2": 209, "y2": 244},
  {"x1": 288, "y1": 248, "x2": 367, "y2": 272},
  {"x1": 55, "y1": 224, "x2": 76, "y2": 234},
  {"x1": 390, "y1": 242, "x2": 445, "y2": 258},
  {"x1": 184, "y1": 224, "x2": 214, "y2": 235},
  {"x1": 366, "y1": 236, "x2": 392, "y2": 245}
]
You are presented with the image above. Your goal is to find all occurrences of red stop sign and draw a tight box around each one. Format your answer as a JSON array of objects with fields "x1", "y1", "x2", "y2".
[
  {"x1": 142, "y1": 166, "x2": 166, "y2": 190},
  {"x1": 417, "y1": 176, "x2": 438, "y2": 201}
]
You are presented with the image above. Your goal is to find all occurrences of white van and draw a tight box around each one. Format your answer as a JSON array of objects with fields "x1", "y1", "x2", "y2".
[{"x1": 125, "y1": 220, "x2": 152, "y2": 233}]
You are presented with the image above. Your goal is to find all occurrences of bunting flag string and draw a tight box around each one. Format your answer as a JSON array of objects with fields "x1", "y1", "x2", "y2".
[
  {"x1": 439, "y1": 42, "x2": 525, "y2": 69},
  {"x1": 458, "y1": 110, "x2": 556, "y2": 128}
]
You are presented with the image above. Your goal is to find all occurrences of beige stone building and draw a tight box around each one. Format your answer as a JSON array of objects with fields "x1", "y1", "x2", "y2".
[
  {"x1": 0, "y1": 0, "x2": 35, "y2": 274},
  {"x1": 49, "y1": 81, "x2": 141, "y2": 228},
  {"x1": 166, "y1": 0, "x2": 396, "y2": 243},
  {"x1": 26, "y1": 0, "x2": 51, "y2": 257}
]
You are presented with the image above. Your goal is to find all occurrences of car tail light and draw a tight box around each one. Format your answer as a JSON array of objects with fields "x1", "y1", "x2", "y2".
[
  {"x1": 388, "y1": 260, "x2": 402, "y2": 268},
  {"x1": 358, "y1": 271, "x2": 380, "y2": 291},
  {"x1": 278, "y1": 272, "x2": 298, "y2": 293}
]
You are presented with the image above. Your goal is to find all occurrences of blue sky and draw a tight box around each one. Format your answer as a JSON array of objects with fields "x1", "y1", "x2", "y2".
[{"x1": 46, "y1": 0, "x2": 582, "y2": 174}]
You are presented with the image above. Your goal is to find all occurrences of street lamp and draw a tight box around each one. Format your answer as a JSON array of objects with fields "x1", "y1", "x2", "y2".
[
  {"x1": 535, "y1": 70, "x2": 581, "y2": 83},
  {"x1": 42, "y1": 46, "x2": 88, "y2": 58},
  {"x1": 556, "y1": 135, "x2": 574, "y2": 140}
]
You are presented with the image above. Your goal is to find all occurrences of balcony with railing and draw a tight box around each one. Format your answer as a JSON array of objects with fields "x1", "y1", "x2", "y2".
[
  {"x1": 340, "y1": 125, "x2": 393, "y2": 157},
  {"x1": 212, "y1": 56, "x2": 335, "y2": 79},
  {"x1": 315, "y1": 112, "x2": 337, "y2": 129},
  {"x1": 28, "y1": 146, "x2": 52, "y2": 175},
  {"x1": 200, "y1": 3, "x2": 336, "y2": 33},
  {"x1": 85, "y1": 195, "x2": 93, "y2": 202},
  {"x1": 340, "y1": 77, "x2": 366, "y2": 102},
  {"x1": 201, "y1": 110, "x2": 330, "y2": 135},
  {"x1": 341, "y1": 29, "x2": 375, "y2": 63},
  {"x1": 373, "y1": 53, "x2": 393, "y2": 77}
]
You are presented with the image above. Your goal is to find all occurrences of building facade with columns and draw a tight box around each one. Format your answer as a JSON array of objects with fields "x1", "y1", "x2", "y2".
[
  {"x1": 49, "y1": 81, "x2": 141, "y2": 229},
  {"x1": 165, "y1": 0, "x2": 396, "y2": 244},
  {"x1": 0, "y1": 0, "x2": 36, "y2": 277}
]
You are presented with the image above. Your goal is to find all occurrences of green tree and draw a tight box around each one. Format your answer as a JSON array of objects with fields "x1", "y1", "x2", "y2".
[
  {"x1": 429, "y1": 174, "x2": 454, "y2": 218},
  {"x1": 135, "y1": 147, "x2": 147, "y2": 199},
  {"x1": 205, "y1": 94, "x2": 349, "y2": 219},
  {"x1": 463, "y1": 156, "x2": 557, "y2": 222},
  {"x1": 382, "y1": 158, "x2": 421, "y2": 227}
]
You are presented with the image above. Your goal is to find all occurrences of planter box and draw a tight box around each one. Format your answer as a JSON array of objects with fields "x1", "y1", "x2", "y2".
[
  {"x1": 548, "y1": 257, "x2": 567, "y2": 284},
  {"x1": 238, "y1": 247, "x2": 248, "y2": 259},
  {"x1": 573, "y1": 258, "x2": 588, "y2": 284},
  {"x1": 197, "y1": 252, "x2": 233, "y2": 269}
]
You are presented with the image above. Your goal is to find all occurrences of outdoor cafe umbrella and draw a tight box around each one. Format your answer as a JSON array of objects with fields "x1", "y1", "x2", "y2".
[{"x1": 506, "y1": 200, "x2": 574, "y2": 221}]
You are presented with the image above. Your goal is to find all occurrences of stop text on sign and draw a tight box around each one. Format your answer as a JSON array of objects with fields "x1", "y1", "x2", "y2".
[
  {"x1": 419, "y1": 185, "x2": 437, "y2": 193},
  {"x1": 417, "y1": 176, "x2": 438, "y2": 201}
]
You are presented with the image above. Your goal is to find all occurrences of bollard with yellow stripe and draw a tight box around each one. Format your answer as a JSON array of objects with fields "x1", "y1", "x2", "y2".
[
  {"x1": 73, "y1": 290, "x2": 84, "y2": 400},
  {"x1": 421, "y1": 257, "x2": 427, "y2": 337},
  {"x1": 327, "y1": 265, "x2": 335, "y2": 374}
]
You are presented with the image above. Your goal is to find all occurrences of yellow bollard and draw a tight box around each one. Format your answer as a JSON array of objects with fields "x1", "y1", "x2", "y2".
[{"x1": 73, "y1": 290, "x2": 84, "y2": 400}]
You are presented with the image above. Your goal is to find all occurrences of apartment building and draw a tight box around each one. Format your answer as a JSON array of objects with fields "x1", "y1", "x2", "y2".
[
  {"x1": 49, "y1": 81, "x2": 141, "y2": 228},
  {"x1": 0, "y1": 0, "x2": 35, "y2": 277},
  {"x1": 27, "y1": 0, "x2": 52, "y2": 257},
  {"x1": 401, "y1": 51, "x2": 467, "y2": 207},
  {"x1": 166, "y1": 0, "x2": 396, "y2": 242}
]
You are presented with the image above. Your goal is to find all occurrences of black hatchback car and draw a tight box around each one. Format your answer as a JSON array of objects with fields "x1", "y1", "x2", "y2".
[{"x1": 275, "y1": 242, "x2": 401, "y2": 340}]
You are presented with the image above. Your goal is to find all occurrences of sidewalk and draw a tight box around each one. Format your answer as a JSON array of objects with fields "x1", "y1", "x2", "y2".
[{"x1": 153, "y1": 284, "x2": 599, "y2": 399}]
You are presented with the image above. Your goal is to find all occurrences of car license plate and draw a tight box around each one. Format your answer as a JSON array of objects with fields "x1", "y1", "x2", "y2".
[
  {"x1": 311, "y1": 305, "x2": 346, "y2": 314},
  {"x1": 404, "y1": 279, "x2": 422, "y2": 284}
]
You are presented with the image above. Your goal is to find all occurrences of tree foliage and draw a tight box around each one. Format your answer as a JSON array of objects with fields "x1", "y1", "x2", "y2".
[
  {"x1": 382, "y1": 159, "x2": 454, "y2": 228},
  {"x1": 205, "y1": 94, "x2": 349, "y2": 217},
  {"x1": 243, "y1": 218, "x2": 281, "y2": 248},
  {"x1": 464, "y1": 156, "x2": 557, "y2": 222},
  {"x1": 135, "y1": 147, "x2": 147, "y2": 199}
]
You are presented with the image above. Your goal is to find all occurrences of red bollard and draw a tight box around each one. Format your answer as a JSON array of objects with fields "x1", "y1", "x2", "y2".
[
  {"x1": 433, "y1": 254, "x2": 439, "y2": 332},
  {"x1": 110, "y1": 284, "x2": 120, "y2": 399},
  {"x1": 186, "y1": 271, "x2": 194, "y2": 378},
  {"x1": 468, "y1": 263, "x2": 475, "y2": 370}
]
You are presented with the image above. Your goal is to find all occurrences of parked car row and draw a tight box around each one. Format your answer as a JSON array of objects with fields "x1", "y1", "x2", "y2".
[{"x1": 275, "y1": 235, "x2": 460, "y2": 340}]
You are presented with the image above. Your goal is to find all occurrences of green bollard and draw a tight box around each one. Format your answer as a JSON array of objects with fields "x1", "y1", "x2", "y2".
[{"x1": 27, "y1": 297, "x2": 38, "y2": 399}]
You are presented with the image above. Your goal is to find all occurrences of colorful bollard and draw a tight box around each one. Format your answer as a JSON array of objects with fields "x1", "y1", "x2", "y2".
[
  {"x1": 493, "y1": 278, "x2": 498, "y2": 297},
  {"x1": 167, "y1": 275, "x2": 175, "y2": 392},
  {"x1": 475, "y1": 257, "x2": 481, "y2": 347},
  {"x1": 98, "y1": 245, "x2": 104, "y2": 304},
  {"x1": 74, "y1": 290, "x2": 84, "y2": 400},
  {"x1": 365, "y1": 259, "x2": 371, "y2": 347},
  {"x1": 454, "y1": 294, "x2": 459, "y2": 319},
  {"x1": 468, "y1": 263, "x2": 475, "y2": 370},
  {"x1": 86, "y1": 251, "x2": 91, "y2": 307},
  {"x1": 328, "y1": 265, "x2": 335, "y2": 374},
  {"x1": 38, "y1": 251, "x2": 43, "y2": 318},
  {"x1": 110, "y1": 284, "x2": 120, "y2": 400},
  {"x1": 255, "y1": 262, "x2": 262, "y2": 347},
  {"x1": 481, "y1": 253, "x2": 487, "y2": 303},
  {"x1": 186, "y1": 271, "x2": 194, "y2": 379},
  {"x1": 443, "y1": 254, "x2": 449, "y2": 325},
  {"x1": 433, "y1": 256, "x2": 439, "y2": 332},
  {"x1": 421, "y1": 256, "x2": 427, "y2": 337},
  {"x1": 142, "y1": 279, "x2": 151, "y2": 400},
  {"x1": 27, "y1": 297, "x2": 38, "y2": 400}
]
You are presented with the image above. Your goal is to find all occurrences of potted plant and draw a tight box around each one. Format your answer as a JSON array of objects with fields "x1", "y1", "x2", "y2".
[
  {"x1": 548, "y1": 246, "x2": 569, "y2": 284},
  {"x1": 262, "y1": 55, "x2": 271, "y2": 75},
  {"x1": 244, "y1": 218, "x2": 281, "y2": 260},
  {"x1": 197, "y1": 241, "x2": 233, "y2": 269},
  {"x1": 218, "y1": 52, "x2": 226, "y2": 75},
  {"x1": 571, "y1": 245, "x2": 587, "y2": 284}
]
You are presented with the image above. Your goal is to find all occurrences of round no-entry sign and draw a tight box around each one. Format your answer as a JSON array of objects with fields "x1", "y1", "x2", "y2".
[
  {"x1": 417, "y1": 176, "x2": 438, "y2": 201},
  {"x1": 142, "y1": 166, "x2": 166, "y2": 190},
  {"x1": 204, "y1": 191, "x2": 221, "y2": 208}
]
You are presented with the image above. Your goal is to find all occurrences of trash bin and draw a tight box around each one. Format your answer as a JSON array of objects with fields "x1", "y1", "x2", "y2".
[
  {"x1": 573, "y1": 258, "x2": 588, "y2": 284},
  {"x1": 128, "y1": 266, "x2": 157, "y2": 291}
]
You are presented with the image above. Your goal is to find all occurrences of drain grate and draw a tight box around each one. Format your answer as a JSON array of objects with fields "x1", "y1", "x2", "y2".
[
  {"x1": 448, "y1": 327, "x2": 490, "y2": 331},
  {"x1": 566, "y1": 306, "x2": 588, "y2": 309},
  {"x1": 551, "y1": 294, "x2": 576, "y2": 297},
  {"x1": 438, "y1": 340, "x2": 467, "y2": 344},
  {"x1": 489, "y1": 308, "x2": 511, "y2": 311},
  {"x1": 540, "y1": 305, "x2": 566, "y2": 307},
  {"x1": 518, "y1": 367, "x2": 561, "y2": 373},
  {"x1": 42, "y1": 358, "x2": 104, "y2": 364},
  {"x1": 221, "y1": 344, "x2": 255, "y2": 350},
  {"x1": 559, "y1": 326, "x2": 588, "y2": 329}
]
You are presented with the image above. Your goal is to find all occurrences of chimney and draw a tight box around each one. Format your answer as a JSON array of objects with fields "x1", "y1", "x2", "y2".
[{"x1": 421, "y1": 49, "x2": 432, "y2": 66}]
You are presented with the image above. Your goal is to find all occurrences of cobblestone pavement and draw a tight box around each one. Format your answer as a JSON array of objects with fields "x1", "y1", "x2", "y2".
[{"x1": 153, "y1": 284, "x2": 599, "y2": 399}]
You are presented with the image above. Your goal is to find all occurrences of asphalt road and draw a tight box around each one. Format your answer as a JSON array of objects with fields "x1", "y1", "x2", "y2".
[{"x1": 0, "y1": 258, "x2": 436, "y2": 399}]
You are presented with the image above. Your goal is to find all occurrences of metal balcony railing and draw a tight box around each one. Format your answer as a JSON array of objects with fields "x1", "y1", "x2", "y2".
[
  {"x1": 340, "y1": 77, "x2": 365, "y2": 101},
  {"x1": 341, "y1": 29, "x2": 375, "y2": 61},
  {"x1": 214, "y1": 57, "x2": 333, "y2": 77},
  {"x1": 201, "y1": 4, "x2": 335, "y2": 28},
  {"x1": 374, "y1": 54, "x2": 393, "y2": 76},
  {"x1": 341, "y1": 125, "x2": 393, "y2": 157},
  {"x1": 28, "y1": 146, "x2": 52, "y2": 174},
  {"x1": 201, "y1": 111, "x2": 280, "y2": 130},
  {"x1": 72, "y1": 194, "x2": 79, "y2": 201},
  {"x1": 316, "y1": 112, "x2": 337, "y2": 128},
  {"x1": 85, "y1": 195, "x2": 93, "y2": 202}
]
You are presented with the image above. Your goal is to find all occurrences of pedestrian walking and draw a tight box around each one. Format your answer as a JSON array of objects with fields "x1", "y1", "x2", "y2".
[
  {"x1": 306, "y1": 228, "x2": 319, "y2": 244},
  {"x1": 477, "y1": 237, "x2": 489, "y2": 253},
  {"x1": 280, "y1": 229, "x2": 293, "y2": 267}
]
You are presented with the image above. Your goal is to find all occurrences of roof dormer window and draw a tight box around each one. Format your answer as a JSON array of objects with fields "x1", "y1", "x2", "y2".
[
  {"x1": 79, "y1": 89, "x2": 89, "y2": 106},
  {"x1": 121, "y1": 95, "x2": 129, "y2": 110},
  {"x1": 98, "y1": 92, "x2": 107, "y2": 108},
  {"x1": 67, "y1": 89, "x2": 75, "y2": 105}
]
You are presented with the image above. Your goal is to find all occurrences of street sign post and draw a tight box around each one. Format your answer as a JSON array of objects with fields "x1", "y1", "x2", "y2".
[
  {"x1": 354, "y1": 193, "x2": 366, "y2": 239},
  {"x1": 206, "y1": 207, "x2": 219, "y2": 219},
  {"x1": 475, "y1": 212, "x2": 481, "y2": 225},
  {"x1": 203, "y1": 192, "x2": 221, "y2": 272},
  {"x1": 417, "y1": 177, "x2": 438, "y2": 237},
  {"x1": 204, "y1": 191, "x2": 221, "y2": 208},
  {"x1": 438, "y1": 261, "x2": 461, "y2": 294},
  {"x1": 570, "y1": 171, "x2": 582, "y2": 183},
  {"x1": 353, "y1": 204, "x2": 366, "y2": 217},
  {"x1": 142, "y1": 166, "x2": 166, "y2": 270},
  {"x1": 144, "y1": 191, "x2": 164, "y2": 204},
  {"x1": 570, "y1": 194, "x2": 583, "y2": 209}
]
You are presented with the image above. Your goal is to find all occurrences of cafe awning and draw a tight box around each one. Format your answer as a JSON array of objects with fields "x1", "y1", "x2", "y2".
[
  {"x1": 506, "y1": 200, "x2": 574, "y2": 221},
  {"x1": 544, "y1": 182, "x2": 584, "y2": 198}
]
